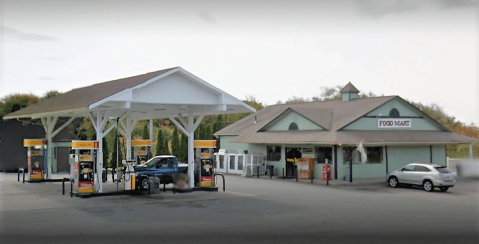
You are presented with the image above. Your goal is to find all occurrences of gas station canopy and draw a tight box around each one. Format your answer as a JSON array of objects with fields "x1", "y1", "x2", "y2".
[
  {"x1": 4, "y1": 67, "x2": 254, "y2": 120},
  {"x1": 4, "y1": 67, "x2": 256, "y2": 191}
]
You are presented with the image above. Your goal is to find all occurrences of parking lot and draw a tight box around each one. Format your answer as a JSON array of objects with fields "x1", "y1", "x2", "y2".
[{"x1": 1, "y1": 172, "x2": 478, "y2": 244}]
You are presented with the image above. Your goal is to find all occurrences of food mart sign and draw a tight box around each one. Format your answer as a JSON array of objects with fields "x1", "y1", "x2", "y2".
[{"x1": 378, "y1": 119, "x2": 411, "y2": 128}]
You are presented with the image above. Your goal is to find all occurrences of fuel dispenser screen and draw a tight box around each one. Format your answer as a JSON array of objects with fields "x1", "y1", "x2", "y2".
[
  {"x1": 78, "y1": 161, "x2": 94, "y2": 193},
  {"x1": 200, "y1": 158, "x2": 214, "y2": 187}
]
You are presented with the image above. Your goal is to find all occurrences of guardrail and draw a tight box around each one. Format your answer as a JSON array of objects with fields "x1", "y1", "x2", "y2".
[
  {"x1": 18, "y1": 168, "x2": 25, "y2": 183},
  {"x1": 214, "y1": 173, "x2": 225, "y2": 192}
]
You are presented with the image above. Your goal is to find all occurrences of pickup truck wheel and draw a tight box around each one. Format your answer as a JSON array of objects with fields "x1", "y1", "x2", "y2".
[{"x1": 141, "y1": 178, "x2": 149, "y2": 190}]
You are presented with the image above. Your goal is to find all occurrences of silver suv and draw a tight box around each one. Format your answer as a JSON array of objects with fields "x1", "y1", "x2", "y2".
[{"x1": 386, "y1": 163, "x2": 455, "y2": 192}]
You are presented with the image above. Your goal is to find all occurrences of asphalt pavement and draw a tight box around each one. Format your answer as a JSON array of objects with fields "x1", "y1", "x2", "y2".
[{"x1": 1, "y1": 172, "x2": 478, "y2": 244}]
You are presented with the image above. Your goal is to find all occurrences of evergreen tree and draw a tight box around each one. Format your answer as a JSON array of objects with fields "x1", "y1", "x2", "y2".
[
  {"x1": 155, "y1": 129, "x2": 164, "y2": 156},
  {"x1": 195, "y1": 122, "x2": 202, "y2": 140},
  {"x1": 141, "y1": 123, "x2": 152, "y2": 158},
  {"x1": 213, "y1": 115, "x2": 225, "y2": 151},
  {"x1": 179, "y1": 133, "x2": 188, "y2": 162},
  {"x1": 204, "y1": 123, "x2": 212, "y2": 140},
  {"x1": 164, "y1": 137, "x2": 171, "y2": 155},
  {"x1": 109, "y1": 131, "x2": 123, "y2": 169},
  {"x1": 171, "y1": 126, "x2": 180, "y2": 157},
  {"x1": 102, "y1": 137, "x2": 109, "y2": 169},
  {"x1": 141, "y1": 123, "x2": 149, "y2": 139}
]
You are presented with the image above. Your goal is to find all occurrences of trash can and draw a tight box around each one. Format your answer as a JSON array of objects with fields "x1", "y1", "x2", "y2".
[
  {"x1": 148, "y1": 177, "x2": 160, "y2": 194},
  {"x1": 102, "y1": 168, "x2": 107, "y2": 182}
]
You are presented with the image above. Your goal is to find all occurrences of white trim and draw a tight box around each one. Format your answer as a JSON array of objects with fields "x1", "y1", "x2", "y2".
[{"x1": 168, "y1": 114, "x2": 190, "y2": 136}]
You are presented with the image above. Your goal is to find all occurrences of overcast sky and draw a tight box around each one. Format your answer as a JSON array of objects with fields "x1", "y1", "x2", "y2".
[{"x1": 1, "y1": 0, "x2": 478, "y2": 124}]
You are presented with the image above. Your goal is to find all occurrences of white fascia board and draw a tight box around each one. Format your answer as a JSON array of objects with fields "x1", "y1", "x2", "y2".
[{"x1": 29, "y1": 108, "x2": 89, "y2": 119}]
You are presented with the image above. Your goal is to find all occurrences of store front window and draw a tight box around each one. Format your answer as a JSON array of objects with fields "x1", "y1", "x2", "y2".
[
  {"x1": 366, "y1": 147, "x2": 383, "y2": 164},
  {"x1": 267, "y1": 146, "x2": 281, "y2": 161},
  {"x1": 342, "y1": 147, "x2": 361, "y2": 164},
  {"x1": 315, "y1": 147, "x2": 332, "y2": 164}
]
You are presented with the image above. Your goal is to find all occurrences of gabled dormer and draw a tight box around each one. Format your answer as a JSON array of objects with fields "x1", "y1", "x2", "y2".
[
  {"x1": 258, "y1": 108, "x2": 326, "y2": 132},
  {"x1": 340, "y1": 82, "x2": 360, "y2": 102}
]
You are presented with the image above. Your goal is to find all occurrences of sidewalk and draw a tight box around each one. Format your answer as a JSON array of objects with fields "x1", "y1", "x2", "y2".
[{"x1": 238, "y1": 173, "x2": 386, "y2": 187}]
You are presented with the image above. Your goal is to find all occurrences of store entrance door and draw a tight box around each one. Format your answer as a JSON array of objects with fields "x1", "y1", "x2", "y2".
[{"x1": 285, "y1": 147, "x2": 302, "y2": 178}]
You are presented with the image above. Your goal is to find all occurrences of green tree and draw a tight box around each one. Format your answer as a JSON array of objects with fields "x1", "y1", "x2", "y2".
[
  {"x1": 204, "y1": 123, "x2": 212, "y2": 140},
  {"x1": 102, "y1": 137, "x2": 109, "y2": 169},
  {"x1": 42, "y1": 90, "x2": 61, "y2": 100},
  {"x1": 141, "y1": 123, "x2": 149, "y2": 139},
  {"x1": 213, "y1": 115, "x2": 225, "y2": 151},
  {"x1": 0, "y1": 93, "x2": 41, "y2": 117},
  {"x1": 171, "y1": 126, "x2": 180, "y2": 157},
  {"x1": 164, "y1": 136, "x2": 171, "y2": 155},
  {"x1": 155, "y1": 129, "x2": 168, "y2": 156},
  {"x1": 179, "y1": 133, "x2": 188, "y2": 162},
  {"x1": 109, "y1": 131, "x2": 123, "y2": 169},
  {"x1": 140, "y1": 123, "x2": 153, "y2": 158}
]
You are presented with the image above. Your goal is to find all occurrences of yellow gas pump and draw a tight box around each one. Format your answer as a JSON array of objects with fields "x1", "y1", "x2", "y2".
[
  {"x1": 23, "y1": 139, "x2": 47, "y2": 181},
  {"x1": 199, "y1": 158, "x2": 215, "y2": 187},
  {"x1": 78, "y1": 156, "x2": 94, "y2": 193},
  {"x1": 71, "y1": 140, "x2": 98, "y2": 194},
  {"x1": 132, "y1": 140, "x2": 151, "y2": 164},
  {"x1": 193, "y1": 140, "x2": 217, "y2": 187}
]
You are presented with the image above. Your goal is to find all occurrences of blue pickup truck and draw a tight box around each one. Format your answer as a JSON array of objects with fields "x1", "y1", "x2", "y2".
[{"x1": 134, "y1": 155, "x2": 188, "y2": 189}]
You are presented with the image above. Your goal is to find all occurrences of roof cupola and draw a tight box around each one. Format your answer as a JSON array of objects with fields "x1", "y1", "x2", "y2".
[{"x1": 340, "y1": 82, "x2": 360, "y2": 101}]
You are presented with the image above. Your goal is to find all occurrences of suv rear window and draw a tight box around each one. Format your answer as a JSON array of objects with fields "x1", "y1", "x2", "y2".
[{"x1": 434, "y1": 167, "x2": 451, "y2": 173}]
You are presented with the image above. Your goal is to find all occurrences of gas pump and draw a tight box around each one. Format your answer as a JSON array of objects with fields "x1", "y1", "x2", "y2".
[
  {"x1": 71, "y1": 140, "x2": 98, "y2": 194},
  {"x1": 122, "y1": 160, "x2": 136, "y2": 190},
  {"x1": 197, "y1": 158, "x2": 215, "y2": 187},
  {"x1": 78, "y1": 155, "x2": 94, "y2": 193},
  {"x1": 23, "y1": 139, "x2": 47, "y2": 181},
  {"x1": 193, "y1": 140, "x2": 217, "y2": 187},
  {"x1": 132, "y1": 140, "x2": 151, "y2": 164}
]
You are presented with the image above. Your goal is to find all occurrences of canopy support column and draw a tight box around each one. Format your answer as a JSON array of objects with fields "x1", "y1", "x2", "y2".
[
  {"x1": 118, "y1": 113, "x2": 138, "y2": 160},
  {"x1": 470, "y1": 143, "x2": 474, "y2": 159},
  {"x1": 89, "y1": 110, "x2": 113, "y2": 193},
  {"x1": 169, "y1": 113, "x2": 204, "y2": 187},
  {"x1": 40, "y1": 116, "x2": 76, "y2": 179},
  {"x1": 148, "y1": 119, "x2": 153, "y2": 157}
]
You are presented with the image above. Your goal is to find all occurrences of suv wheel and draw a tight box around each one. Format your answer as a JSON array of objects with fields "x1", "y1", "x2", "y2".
[
  {"x1": 388, "y1": 177, "x2": 398, "y2": 188},
  {"x1": 423, "y1": 180, "x2": 434, "y2": 192}
]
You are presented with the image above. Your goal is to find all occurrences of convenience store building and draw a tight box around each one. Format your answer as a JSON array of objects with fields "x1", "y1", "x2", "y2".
[{"x1": 214, "y1": 83, "x2": 478, "y2": 180}]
